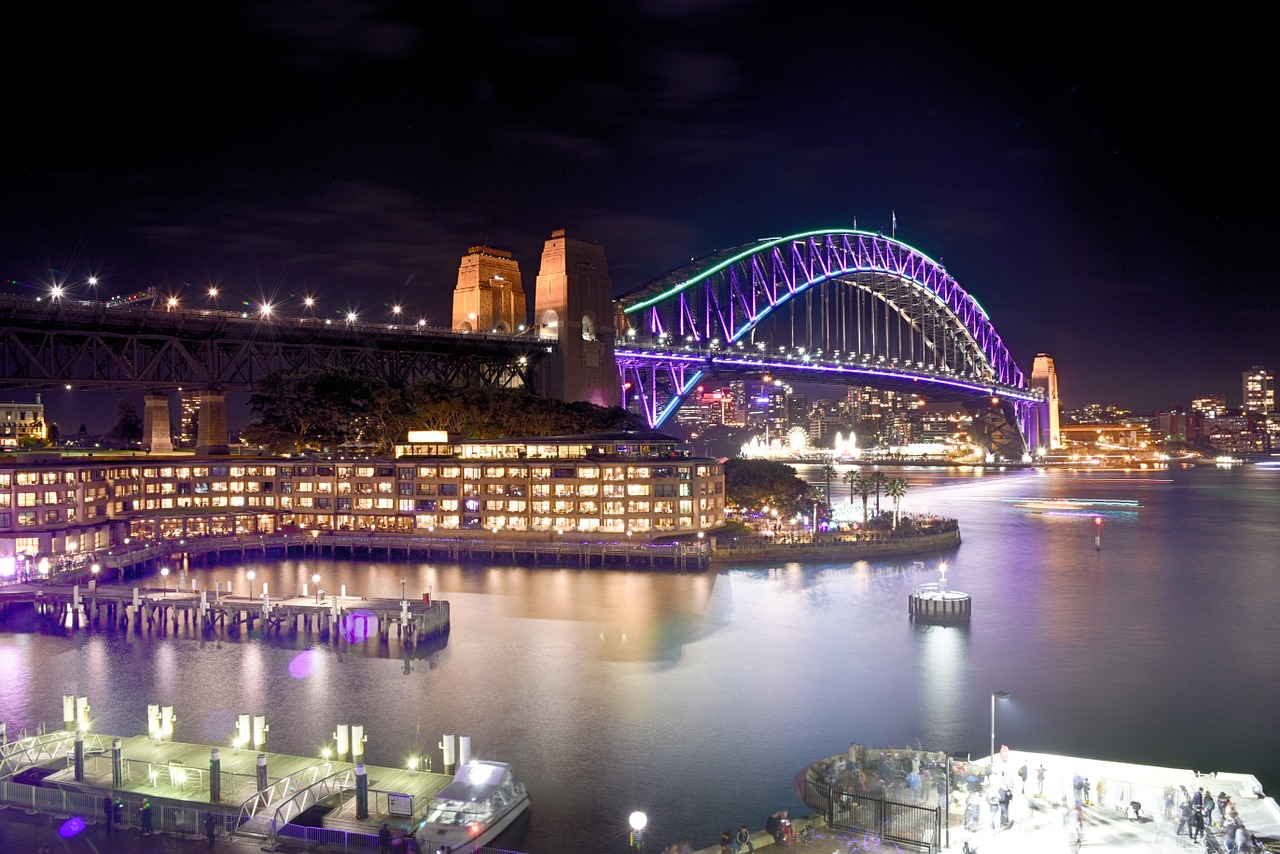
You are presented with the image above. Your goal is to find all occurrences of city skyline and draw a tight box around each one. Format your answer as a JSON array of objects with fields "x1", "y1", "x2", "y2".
[{"x1": 2, "y1": 4, "x2": 1274, "y2": 414}]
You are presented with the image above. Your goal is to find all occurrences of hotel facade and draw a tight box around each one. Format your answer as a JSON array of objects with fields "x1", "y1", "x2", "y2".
[{"x1": 0, "y1": 431, "x2": 725, "y2": 575}]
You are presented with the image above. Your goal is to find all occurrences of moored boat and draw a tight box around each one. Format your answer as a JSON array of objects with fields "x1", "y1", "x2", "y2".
[{"x1": 412, "y1": 760, "x2": 529, "y2": 853}]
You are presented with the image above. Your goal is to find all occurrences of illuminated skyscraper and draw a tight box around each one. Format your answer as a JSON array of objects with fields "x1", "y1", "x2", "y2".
[
  {"x1": 1242, "y1": 366, "x2": 1274, "y2": 414},
  {"x1": 1030, "y1": 353, "x2": 1061, "y2": 449}
]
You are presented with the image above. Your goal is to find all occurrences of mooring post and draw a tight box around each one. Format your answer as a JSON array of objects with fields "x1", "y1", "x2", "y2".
[
  {"x1": 112, "y1": 737, "x2": 123, "y2": 788},
  {"x1": 355, "y1": 764, "x2": 368, "y2": 819},
  {"x1": 256, "y1": 754, "x2": 267, "y2": 792},
  {"x1": 210, "y1": 749, "x2": 221, "y2": 802},
  {"x1": 73, "y1": 730, "x2": 84, "y2": 781}
]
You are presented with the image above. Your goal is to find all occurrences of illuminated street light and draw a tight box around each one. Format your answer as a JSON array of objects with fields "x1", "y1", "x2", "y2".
[
  {"x1": 347, "y1": 311, "x2": 358, "y2": 323},
  {"x1": 259, "y1": 303, "x2": 274, "y2": 318},
  {"x1": 160, "y1": 566, "x2": 170, "y2": 596},
  {"x1": 629, "y1": 811, "x2": 647, "y2": 851},
  {"x1": 167, "y1": 296, "x2": 179, "y2": 310},
  {"x1": 991, "y1": 690, "x2": 1010, "y2": 765},
  {"x1": 247, "y1": 570, "x2": 255, "y2": 599},
  {"x1": 313, "y1": 573, "x2": 321, "y2": 603},
  {"x1": 208, "y1": 285, "x2": 219, "y2": 299}
]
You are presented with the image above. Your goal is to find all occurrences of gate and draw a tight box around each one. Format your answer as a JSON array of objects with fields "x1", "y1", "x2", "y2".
[{"x1": 825, "y1": 785, "x2": 940, "y2": 852}]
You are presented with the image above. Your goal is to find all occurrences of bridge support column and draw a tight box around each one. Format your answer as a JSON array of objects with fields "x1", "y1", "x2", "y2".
[
  {"x1": 143, "y1": 394, "x2": 174, "y2": 453},
  {"x1": 195, "y1": 391, "x2": 229, "y2": 455}
]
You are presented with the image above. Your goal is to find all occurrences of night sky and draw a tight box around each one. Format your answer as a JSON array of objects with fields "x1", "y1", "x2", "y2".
[{"x1": 3, "y1": 2, "x2": 1274, "y2": 428}]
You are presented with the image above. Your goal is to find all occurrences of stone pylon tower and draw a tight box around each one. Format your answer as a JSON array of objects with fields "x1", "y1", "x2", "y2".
[
  {"x1": 534, "y1": 229, "x2": 621, "y2": 408},
  {"x1": 1030, "y1": 353, "x2": 1061, "y2": 450},
  {"x1": 451, "y1": 246, "x2": 527, "y2": 333}
]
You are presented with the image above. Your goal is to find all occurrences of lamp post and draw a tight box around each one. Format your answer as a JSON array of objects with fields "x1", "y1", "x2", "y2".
[
  {"x1": 160, "y1": 566, "x2": 169, "y2": 597},
  {"x1": 628, "y1": 811, "x2": 647, "y2": 851},
  {"x1": 313, "y1": 573, "x2": 321, "y2": 604},
  {"x1": 310, "y1": 528, "x2": 321, "y2": 556},
  {"x1": 990, "y1": 690, "x2": 1010, "y2": 765},
  {"x1": 247, "y1": 570, "x2": 255, "y2": 599},
  {"x1": 400, "y1": 577, "x2": 406, "y2": 602}
]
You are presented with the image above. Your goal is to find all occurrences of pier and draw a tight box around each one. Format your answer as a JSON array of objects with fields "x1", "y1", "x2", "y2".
[
  {"x1": 0, "y1": 722, "x2": 486, "y2": 851},
  {"x1": 0, "y1": 581, "x2": 449, "y2": 645}
]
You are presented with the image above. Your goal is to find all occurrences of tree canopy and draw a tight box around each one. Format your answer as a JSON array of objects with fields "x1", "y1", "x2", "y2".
[
  {"x1": 723, "y1": 458, "x2": 809, "y2": 515},
  {"x1": 242, "y1": 369, "x2": 645, "y2": 453}
]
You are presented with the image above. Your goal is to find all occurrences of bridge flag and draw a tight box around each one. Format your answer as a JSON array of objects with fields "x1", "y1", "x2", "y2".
[{"x1": 892, "y1": 210, "x2": 897, "y2": 237}]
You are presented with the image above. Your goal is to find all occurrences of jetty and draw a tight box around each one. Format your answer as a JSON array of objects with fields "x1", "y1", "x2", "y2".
[
  {"x1": 0, "y1": 581, "x2": 449, "y2": 645},
  {"x1": 0, "y1": 714, "x2": 495, "y2": 851}
]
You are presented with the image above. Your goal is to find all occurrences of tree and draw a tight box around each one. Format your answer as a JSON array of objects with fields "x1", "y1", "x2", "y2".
[
  {"x1": 867, "y1": 471, "x2": 889, "y2": 517},
  {"x1": 243, "y1": 368, "x2": 388, "y2": 453},
  {"x1": 820, "y1": 463, "x2": 838, "y2": 508},
  {"x1": 853, "y1": 475, "x2": 874, "y2": 525},
  {"x1": 723, "y1": 458, "x2": 809, "y2": 516},
  {"x1": 101, "y1": 399, "x2": 143, "y2": 449},
  {"x1": 885, "y1": 476, "x2": 909, "y2": 528}
]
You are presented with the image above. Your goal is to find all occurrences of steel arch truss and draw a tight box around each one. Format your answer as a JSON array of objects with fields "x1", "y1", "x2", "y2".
[{"x1": 615, "y1": 229, "x2": 1039, "y2": 457}]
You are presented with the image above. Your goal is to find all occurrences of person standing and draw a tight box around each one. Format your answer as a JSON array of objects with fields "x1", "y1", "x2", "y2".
[
  {"x1": 1072, "y1": 772, "x2": 1084, "y2": 804},
  {"x1": 719, "y1": 829, "x2": 733, "y2": 854},
  {"x1": 998, "y1": 780, "x2": 1013, "y2": 826},
  {"x1": 204, "y1": 812, "x2": 216, "y2": 848},
  {"x1": 140, "y1": 799, "x2": 154, "y2": 835},
  {"x1": 1018, "y1": 761, "x2": 1028, "y2": 794},
  {"x1": 113, "y1": 797, "x2": 124, "y2": 829},
  {"x1": 1190, "y1": 803, "x2": 1205, "y2": 843},
  {"x1": 379, "y1": 822, "x2": 392, "y2": 854},
  {"x1": 1176, "y1": 800, "x2": 1192, "y2": 837},
  {"x1": 1096, "y1": 778, "x2": 1107, "y2": 809},
  {"x1": 735, "y1": 824, "x2": 754, "y2": 854},
  {"x1": 1204, "y1": 794, "x2": 1216, "y2": 828},
  {"x1": 1036, "y1": 764, "x2": 1046, "y2": 796},
  {"x1": 102, "y1": 795, "x2": 114, "y2": 833}
]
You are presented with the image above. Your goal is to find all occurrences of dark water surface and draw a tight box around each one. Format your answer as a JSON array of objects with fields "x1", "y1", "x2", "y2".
[{"x1": 2, "y1": 464, "x2": 1278, "y2": 852}]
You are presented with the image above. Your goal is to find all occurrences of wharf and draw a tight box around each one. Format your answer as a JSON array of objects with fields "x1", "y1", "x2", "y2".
[
  {"x1": 0, "y1": 582, "x2": 449, "y2": 644},
  {"x1": 0, "y1": 729, "x2": 457, "y2": 848}
]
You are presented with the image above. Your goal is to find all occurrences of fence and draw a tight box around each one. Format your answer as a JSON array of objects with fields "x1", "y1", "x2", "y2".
[{"x1": 805, "y1": 777, "x2": 940, "y2": 852}]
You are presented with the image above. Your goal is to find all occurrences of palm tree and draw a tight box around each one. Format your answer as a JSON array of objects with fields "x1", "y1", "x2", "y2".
[
  {"x1": 853, "y1": 475, "x2": 874, "y2": 525},
  {"x1": 885, "y1": 476, "x2": 909, "y2": 528},
  {"x1": 842, "y1": 469, "x2": 860, "y2": 502},
  {"x1": 868, "y1": 471, "x2": 889, "y2": 517},
  {"x1": 820, "y1": 464, "x2": 838, "y2": 508}
]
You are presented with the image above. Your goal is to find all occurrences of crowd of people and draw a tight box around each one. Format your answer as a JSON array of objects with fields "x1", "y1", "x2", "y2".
[{"x1": 1175, "y1": 787, "x2": 1266, "y2": 851}]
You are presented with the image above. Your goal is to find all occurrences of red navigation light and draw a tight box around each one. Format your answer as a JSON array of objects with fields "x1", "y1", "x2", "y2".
[
  {"x1": 1094, "y1": 517, "x2": 1103, "y2": 526},
  {"x1": 623, "y1": 382, "x2": 632, "y2": 390},
  {"x1": 468, "y1": 823, "x2": 482, "y2": 836}
]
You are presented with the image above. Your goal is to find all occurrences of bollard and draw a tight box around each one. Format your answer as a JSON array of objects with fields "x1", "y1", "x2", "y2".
[
  {"x1": 355, "y1": 764, "x2": 368, "y2": 819},
  {"x1": 441, "y1": 733, "x2": 456, "y2": 774},
  {"x1": 351, "y1": 724, "x2": 365, "y2": 764},
  {"x1": 236, "y1": 714, "x2": 251, "y2": 748},
  {"x1": 63, "y1": 694, "x2": 75, "y2": 731},
  {"x1": 148, "y1": 704, "x2": 161, "y2": 739},
  {"x1": 458, "y1": 735, "x2": 472, "y2": 766},
  {"x1": 1, "y1": 722, "x2": 6, "y2": 746},
  {"x1": 335, "y1": 724, "x2": 350, "y2": 761},
  {"x1": 109, "y1": 737, "x2": 124, "y2": 787},
  {"x1": 161, "y1": 705, "x2": 176, "y2": 740},
  {"x1": 210, "y1": 749, "x2": 221, "y2": 802},
  {"x1": 256, "y1": 754, "x2": 268, "y2": 792},
  {"x1": 252, "y1": 715, "x2": 267, "y2": 749},
  {"x1": 76, "y1": 696, "x2": 91, "y2": 731},
  {"x1": 73, "y1": 730, "x2": 84, "y2": 781}
]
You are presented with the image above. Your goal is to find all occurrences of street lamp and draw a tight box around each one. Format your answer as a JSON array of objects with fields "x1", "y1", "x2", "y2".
[
  {"x1": 628, "y1": 811, "x2": 647, "y2": 851},
  {"x1": 400, "y1": 577, "x2": 406, "y2": 602},
  {"x1": 313, "y1": 573, "x2": 321, "y2": 603},
  {"x1": 247, "y1": 570, "x2": 255, "y2": 599},
  {"x1": 991, "y1": 690, "x2": 1010, "y2": 765},
  {"x1": 160, "y1": 566, "x2": 169, "y2": 596}
]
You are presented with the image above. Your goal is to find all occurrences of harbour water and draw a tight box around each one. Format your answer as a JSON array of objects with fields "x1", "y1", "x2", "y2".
[{"x1": 1, "y1": 463, "x2": 1278, "y2": 852}]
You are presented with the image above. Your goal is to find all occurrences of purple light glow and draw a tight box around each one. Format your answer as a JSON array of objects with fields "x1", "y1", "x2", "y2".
[
  {"x1": 342, "y1": 610, "x2": 379, "y2": 644},
  {"x1": 59, "y1": 816, "x2": 86, "y2": 838},
  {"x1": 288, "y1": 650, "x2": 321, "y2": 679}
]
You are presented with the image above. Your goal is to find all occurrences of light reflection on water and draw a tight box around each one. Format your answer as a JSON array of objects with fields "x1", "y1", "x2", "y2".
[{"x1": 1, "y1": 465, "x2": 1278, "y2": 852}]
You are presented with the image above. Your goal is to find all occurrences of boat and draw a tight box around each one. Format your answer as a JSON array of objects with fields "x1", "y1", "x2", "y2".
[{"x1": 412, "y1": 759, "x2": 529, "y2": 853}]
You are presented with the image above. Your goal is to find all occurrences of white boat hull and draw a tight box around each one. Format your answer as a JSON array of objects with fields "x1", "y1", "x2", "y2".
[{"x1": 414, "y1": 790, "x2": 529, "y2": 853}]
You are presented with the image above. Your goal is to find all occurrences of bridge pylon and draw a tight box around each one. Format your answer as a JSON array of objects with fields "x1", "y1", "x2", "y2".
[{"x1": 533, "y1": 229, "x2": 621, "y2": 408}]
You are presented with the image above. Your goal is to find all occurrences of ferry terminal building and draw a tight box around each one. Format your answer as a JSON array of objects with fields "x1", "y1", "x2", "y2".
[{"x1": 0, "y1": 431, "x2": 725, "y2": 576}]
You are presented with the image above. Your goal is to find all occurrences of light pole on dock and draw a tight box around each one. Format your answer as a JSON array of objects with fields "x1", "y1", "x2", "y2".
[
  {"x1": 629, "y1": 811, "x2": 646, "y2": 851},
  {"x1": 990, "y1": 690, "x2": 1010, "y2": 766},
  {"x1": 313, "y1": 574, "x2": 321, "y2": 603},
  {"x1": 400, "y1": 577, "x2": 406, "y2": 602},
  {"x1": 247, "y1": 570, "x2": 255, "y2": 599},
  {"x1": 160, "y1": 566, "x2": 169, "y2": 597}
]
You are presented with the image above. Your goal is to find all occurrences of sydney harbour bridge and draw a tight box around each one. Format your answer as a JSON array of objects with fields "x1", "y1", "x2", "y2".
[{"x1": 0, "y1": 228, "x2": 1044, "y2": 459}]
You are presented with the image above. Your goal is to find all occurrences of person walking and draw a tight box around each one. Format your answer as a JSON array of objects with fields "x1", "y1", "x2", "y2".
[
  {"x1": 379, "y1": 822, "x2": 392, "y2": 854},
  {"x1": 139, "y1": 799, "x2": 154, "y2": 835},
  {"x1": 997, "y1": 780, "x2": 1013, "y2": 826},
  {"x1": 1176, "y1": 800, "x2": 1192, "y2": 837},
  {"x1": 204, "y1": 812, "x2": 216, "y2": 848},
  {"x1": 735, "y1": 824, "x2": 754, "y2": 854},
  {"x1": 102, "y1": 795, "x2": 114, "y2": 833}
]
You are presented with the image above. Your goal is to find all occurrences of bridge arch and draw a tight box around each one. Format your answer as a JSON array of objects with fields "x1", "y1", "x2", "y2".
[{"x1": 614, "y1": 229, "x2": 1041, "y2": 459}]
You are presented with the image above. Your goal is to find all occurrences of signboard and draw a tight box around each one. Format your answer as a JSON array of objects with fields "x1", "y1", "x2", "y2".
[{"x1": 387, "y1": 793, "x2": 414, "y2": 817}]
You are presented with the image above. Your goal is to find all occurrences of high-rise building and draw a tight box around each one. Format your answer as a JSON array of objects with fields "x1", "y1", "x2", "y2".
[
  {"x1": 1191, "y1": 395, "x2": 1227, "y2": 419},
  {"x1": 1030, "y1": 353, "x2": 1061, "y2": 449},
  {"x1": 1242, "y1": 366, "x2": 1274, "y2": 414}
]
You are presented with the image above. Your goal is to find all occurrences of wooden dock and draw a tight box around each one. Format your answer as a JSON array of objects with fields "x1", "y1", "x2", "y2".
[
  {"x1": 0, "y1": 728, "x2": 457, "y2": 844},
  {"x1": 0, "y1": 582, "x2": 449, "y2": 644}
]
